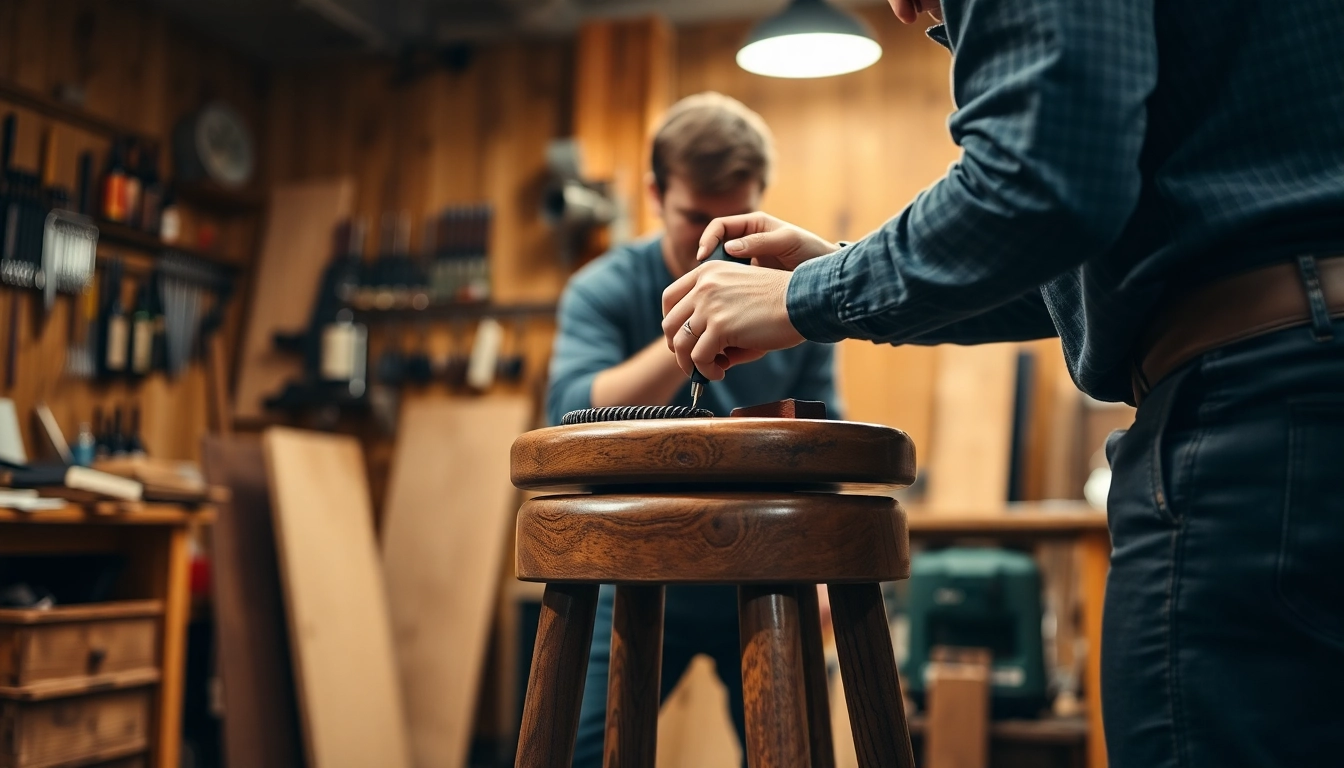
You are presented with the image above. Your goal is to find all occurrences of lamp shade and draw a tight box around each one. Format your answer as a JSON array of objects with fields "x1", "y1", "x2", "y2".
[{"x1": 737, "y1": 0, "x2": 882, "y2": 79}]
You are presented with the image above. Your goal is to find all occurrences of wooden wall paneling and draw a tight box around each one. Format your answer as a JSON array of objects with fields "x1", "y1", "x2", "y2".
[
  {"x1": 380, "y1": 395, "x2": 532, "y2": 768},
  {"x1": 836, "y1": 342, "x2": 937, "y2": 460},
  {"x1": 0, "y1": 0, "x2": 266, "y2": 461},
  {"x1": 483, "y1": 41, "x2": 572, "y2": 303},
  {"x1": 201, "y1": 436, "x2": 305, "y2": 768},
  {"x1": 232, "y1": 179, "x2": 355, "y2": 421},
  {"x1": 924, "y1": 343, "x2": 1019, "y2": 513},
  {"x1": 574, "y1": 17, "x2": 674, "y2": 241},
  {"x1": 263, "y1": 427, "x2": 411, "y2": 768}
]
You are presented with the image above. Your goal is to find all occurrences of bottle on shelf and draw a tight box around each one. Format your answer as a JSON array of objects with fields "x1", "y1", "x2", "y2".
[
  {"x1": 100, "y1": 139, "x2": 129, "y2": 223},
  {"x1": 126, "y1": 406, "x2": 146, "y2": 457},
  {"x1": 91, "y1": 406, "x2": 108, "y2": 461},
  {"x1": 138, "y1": 142, "x2": 164, "y2": 235},
  {"x1": 159, "y1": 186, "x2": 181, "y2": 245},
  {"x1": 72, "y1": 423, "x2": 97, "y2": 467},
  {"x1": 109, "y1": 406, "x2": 127, "y2": 457},
  {"x1": 98, "y1": 260, "x2": 130, "y2": 378},
  {"x1": 122, "y1": 139, "x2": 142, "y2": 229},
  {"x1": 320, "y1": 308, "x2": 368, "y2": 399},
  {"x1": 130, "y1": 279, "x2": 155, "y2": 377}
]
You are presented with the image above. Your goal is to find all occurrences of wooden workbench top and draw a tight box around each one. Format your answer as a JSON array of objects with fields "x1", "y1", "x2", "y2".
[
  {"x1": 904, "y1": 502, "x2": 1107, "y2": 536},
  {"x1": 0, "y1": 501, "x2": 215, "y2": 525}
]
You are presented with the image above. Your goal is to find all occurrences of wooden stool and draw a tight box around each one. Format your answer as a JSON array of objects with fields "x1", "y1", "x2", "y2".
[{"x1": 511, "y1": 414, "x2": 918, "y2": 768}]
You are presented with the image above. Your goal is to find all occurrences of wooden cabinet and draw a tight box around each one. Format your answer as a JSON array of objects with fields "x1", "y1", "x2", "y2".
[
  {"x1": 0, "y1": 505, "x2": 212, "y2": 768},
  {"x1": 1, "y1": 687, "x2": 153, "y2": 768},
  {"x1": 0, "y1": 603, "x2": 161, "y2": 694}
]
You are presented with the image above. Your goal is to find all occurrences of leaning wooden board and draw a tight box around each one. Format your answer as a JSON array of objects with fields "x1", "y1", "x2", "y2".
[
  {"x1": 263, "y1": 428, "x2": 410, "y2": 768},
  {"x1": 381, "y1": 395, "x2": 532, "y2": 768},
  {"x1": 202, "y1": 436, "x2": 305, "y2": 768},
  {"x1": 233, "y1": 179, "x2": 355, "y2": 421},
  {"x1": 924, "y1": 343, "x2": 1019, "y2": 513}
]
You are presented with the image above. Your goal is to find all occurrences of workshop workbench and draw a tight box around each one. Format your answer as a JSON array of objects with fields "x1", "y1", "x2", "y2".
[
  {"x1": 906, "y1": 503, "x2": 1110, "y2": 768},
  {"x1": 0, "y1": 502, "x2": 214, "y2": 768}
]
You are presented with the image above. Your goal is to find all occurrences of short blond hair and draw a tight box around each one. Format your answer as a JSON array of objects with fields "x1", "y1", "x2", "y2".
[{"x1": 651, "y1": 92, "x2": 774, "y2": 196}]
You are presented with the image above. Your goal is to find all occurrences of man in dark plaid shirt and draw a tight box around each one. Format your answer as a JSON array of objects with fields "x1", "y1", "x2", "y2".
[{"x1": 662, "y1": 0, "x2": 1344, "y2": 765}]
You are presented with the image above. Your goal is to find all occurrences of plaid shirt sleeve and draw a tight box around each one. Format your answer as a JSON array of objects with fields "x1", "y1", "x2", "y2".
[{"x1": 786, "y1": 0, "x2": 1157, "y2": 345}]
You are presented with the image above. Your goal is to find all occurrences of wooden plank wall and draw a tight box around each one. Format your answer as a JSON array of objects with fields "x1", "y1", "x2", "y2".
[
  {"x1": 0, "y1": 0, "x2": 266, "y2": 460},
  {"x1": 260, "y1": 42, "x2": 574, "y2": 512}
]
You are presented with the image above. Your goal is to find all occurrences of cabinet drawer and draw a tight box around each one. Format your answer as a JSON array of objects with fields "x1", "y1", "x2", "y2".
[
  {"x1": 0, "y1": 603, "x2": 161, "y2": 689},
  {"x1": 0, "y1": 687, "x2": 152, "y2": 768}
]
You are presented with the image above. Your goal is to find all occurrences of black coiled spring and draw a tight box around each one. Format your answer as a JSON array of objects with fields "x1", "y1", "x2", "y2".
[{"x1": 560, "y1": 405, "x2": 714, "y2": 425}]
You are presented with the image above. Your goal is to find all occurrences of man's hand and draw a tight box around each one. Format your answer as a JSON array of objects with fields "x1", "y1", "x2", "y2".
[
  {"x1": 695, "y1": 212, "x2": 840, "y2": 272},
  {"x1": 661, "y1": 261, "x2": 806, "y2": 380},
  {"x1": 888, "y1": 0, "x2": 943, "y2": 23}
]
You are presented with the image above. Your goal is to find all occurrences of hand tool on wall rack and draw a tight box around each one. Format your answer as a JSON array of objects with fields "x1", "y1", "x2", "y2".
[{"x1": 38, "y1": 125, "x2": 98, "y2": 314}]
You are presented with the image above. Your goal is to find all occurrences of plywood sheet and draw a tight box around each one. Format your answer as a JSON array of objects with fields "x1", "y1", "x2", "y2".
[
  {"x1": 234, "y1": 179, "x2": 354, "y2": 421},
  {"x1": 925, "y1": 344, "x2": 1019, "y2": 513},
  {"x1": 263, "y1": 428, "x2": 410, "y2": 768},
  {"x1": 201, "y1": 436, "x2": 305, "y2": 768},
  {"x1": 380, "y1": 395, "x2": 531, "y2": 768}
]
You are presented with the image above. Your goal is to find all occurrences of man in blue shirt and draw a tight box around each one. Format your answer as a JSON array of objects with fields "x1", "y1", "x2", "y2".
[
  {"x1": 547, "y1": 92, "x2": 838, "y2": 767},
  {"x1": 661, "y1": 1, "x2": 1344, "y2": 766}
]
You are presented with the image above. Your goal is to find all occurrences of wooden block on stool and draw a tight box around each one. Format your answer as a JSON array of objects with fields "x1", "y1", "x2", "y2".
[
  {"x1": 925, "y1": 646, "x2": 991, "y2": 768},
  {"x1": 730, "y1": 399, "x2": 827, "y2": 419}
]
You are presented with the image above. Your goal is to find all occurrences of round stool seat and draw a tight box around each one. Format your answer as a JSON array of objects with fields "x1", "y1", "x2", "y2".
[
  {"x1": 516, "y1": 492, "x2": 910, "y2": 584},
  {"x1": 510, "y1": 417, "x2": 916, "y2": 492}
]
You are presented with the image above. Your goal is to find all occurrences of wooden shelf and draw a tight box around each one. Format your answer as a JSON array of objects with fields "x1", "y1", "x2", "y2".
[
  {"x1": 353, "y1": 301, "x2": 557, "y2": 323},
  {"x1": 906, "y1": 714, "x2": 1088, "y2": 746},
  {"x1": 0, "y1": 502, "x2": 215, "y2": 525},
  {"x1": 0, "y1": 80, "x2": 149, "y2": 141},
  {"x1": 0, "y1": 81, "x2": 263, "y2": 216},
  {"x1": 904, "y1": 502, "x2": 1107, "y2": 537},
  {"x1": 96, "y1": 219, "x2": 240, "y2": 270}
]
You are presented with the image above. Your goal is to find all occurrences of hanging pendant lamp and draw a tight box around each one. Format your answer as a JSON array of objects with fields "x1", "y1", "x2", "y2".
[{"x1": 737, "y1": 0, "x2": 882, "y2": 79}]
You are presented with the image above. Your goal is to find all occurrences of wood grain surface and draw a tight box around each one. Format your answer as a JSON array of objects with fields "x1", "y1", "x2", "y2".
[
  {"x1": 380, "y1": 396, "x2": 531, "y2": 768},
  {"x1": 828, "y1": 583, "x2": 916, "y2": 768},
  {"x1": 263, "y1": 428, "x2": 410, "y2": 768},
  {"x1": 516, "y1": 583, "x2": 600, "y2": 768},
  {"x1": 202, "y1": 436, "x2": 305, "y2": 768},
  {"x1": 511, "y1": 419, "x2": 915, "y2": 492},
  {"x1": 604, "y1": 585, "x2": 664, "y2": 768},
  {"x1": 516, "y1": 493, "x2": 909, "y2": 584},
  {"x1": 738, "y1": 585, "x2": 811, "y2": 768},
  {"x1": 797, "y1": 586, "x2": 837, "y2": 768}
]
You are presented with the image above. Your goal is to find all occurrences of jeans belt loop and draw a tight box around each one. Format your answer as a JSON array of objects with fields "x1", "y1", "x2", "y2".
[{"x1": 1295, "y1": 254, "x2": 1335, "y2": 342}]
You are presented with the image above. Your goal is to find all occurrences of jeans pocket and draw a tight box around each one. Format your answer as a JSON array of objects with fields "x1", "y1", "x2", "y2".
[{"x1": 1276, "y1": 399, "x2": 1344, "y2": 648}]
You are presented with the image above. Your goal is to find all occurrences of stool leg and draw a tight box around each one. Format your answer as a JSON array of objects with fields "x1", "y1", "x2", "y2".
[
  {"x1": 604, "y1": 585, "x2": 665, "y2": 768},
  {"x1": 827, "y1": 582, "x2": 915, "y2": 768},
  {"x1": 517, "y1": 583, "x2": 600, "y2": 768},
  {"x1": 738, "y1": 585, "x2": 812, "y2": 768},
  {"x1": 797, "y1": 586, "x2": 837, "y2": 768}
]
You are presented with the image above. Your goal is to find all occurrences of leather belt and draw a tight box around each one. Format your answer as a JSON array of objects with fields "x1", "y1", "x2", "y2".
[{"x1": 1132, "y1": 254, "x2": 1344, "y2": 405}]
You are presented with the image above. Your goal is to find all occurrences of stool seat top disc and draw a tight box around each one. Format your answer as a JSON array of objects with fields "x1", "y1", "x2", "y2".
[{"x1": 510, "y1": 417, "x2": 916, "y2": 492}]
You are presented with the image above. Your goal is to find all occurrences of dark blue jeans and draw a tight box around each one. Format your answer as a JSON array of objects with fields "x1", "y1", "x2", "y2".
[
  {"x1": 572, "y1": 584, "x2": 747, "y2": 768},
  {"x1": 1103, "y1": 317, "x2": 1344, "y2": 768}
]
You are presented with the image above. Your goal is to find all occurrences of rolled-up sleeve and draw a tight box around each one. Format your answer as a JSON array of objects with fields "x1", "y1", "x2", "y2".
[{"x1": 787, "y1": 0, "x2": 1156, "y2": 345}]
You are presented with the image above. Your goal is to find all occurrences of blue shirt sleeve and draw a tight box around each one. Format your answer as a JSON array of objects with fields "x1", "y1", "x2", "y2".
[
  {"x1": 787, "y1": 0, "x2": 1156, "y2": 345},
  {"x1": 907, "y1": 290, "x2": 1057, "y2": 345},
  {"x1": 546, "y1": 279, "x2": 627, "y2": 426}
]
